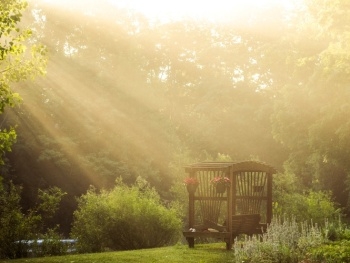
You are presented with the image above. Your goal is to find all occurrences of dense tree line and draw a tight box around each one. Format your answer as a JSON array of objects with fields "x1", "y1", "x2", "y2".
[{"x1": 1, "y1": 0, "x2": 350, "y2": 252}]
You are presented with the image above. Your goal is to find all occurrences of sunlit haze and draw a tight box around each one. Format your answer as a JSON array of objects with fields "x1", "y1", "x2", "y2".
[
  {"x1": 39, "y1": 0, "x2": 303, "y2": 23},
  {"x1": 7, "y1": 0, "x2": 343, "y2": 238},
  {"x1": 110, "y1": 0, "x2": 300, "y2": 21},
  {"x1": 20, "y1": 0, "x2": 307, "y2": 189}
]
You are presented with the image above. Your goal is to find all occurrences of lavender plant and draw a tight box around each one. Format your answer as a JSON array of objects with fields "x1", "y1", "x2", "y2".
[{"x1": 233, "y1": 216, "x2": 326, "y2": 263}]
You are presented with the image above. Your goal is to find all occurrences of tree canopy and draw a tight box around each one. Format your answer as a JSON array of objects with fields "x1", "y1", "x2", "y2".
[{"x1": 0, "y1": 0, "x2": 46, "y2": 165}]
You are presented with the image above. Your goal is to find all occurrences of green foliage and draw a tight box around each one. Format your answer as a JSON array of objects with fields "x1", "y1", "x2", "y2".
[
  {"x1": 0, "y1": 0, "x2": 46, "y2": 105},
  {"x1": 273, "y1": 173, "x2": 342, "y2": 225},
  {"x1": 29, "y1": 228, "x2": 73, "y2": 257},
  {"x1": 308, "y1": 240, "x2": 350, "y2": 263},
  {"x1": 0, "y1": 127, "x2": 16, "y2": 165},
  {"x1": 323, "y1": 218, "x2": 350, "y2": 241},
  {"x1": 0, "y1": 0, "x2": 48, "y2": 241},
  {"x1": 273, "y1": 191, "x2": 341, "y2": 225},
  {"x1": 0, "y1": 180, "x2": 66, "y2": 259},
  {"x1": 0, "y1": 180, "x2": 38, "y2": 258},
  {"x1": 0, "y1": 0, "x2": 47, "y2": 165},
  {"x1": 71, "y1": 182, "x2": 182, "y2": 252},
  {"x1": 271, "y1": 0, "x2": 350, "y2": 209},
  {"x1": 36, "y1": 187, "x2": 67, "y2": 227}
]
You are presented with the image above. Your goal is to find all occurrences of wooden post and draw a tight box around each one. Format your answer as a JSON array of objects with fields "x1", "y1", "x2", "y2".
[
  {"x1": 266, "y1": 173, "x2": 272, "y2": 224},
  {"x1": 226, "y1": 166, "x2": 233, "y2": 250},
  {"x1": 187, "y1": 170, "x2": 195, "y2": 248}
]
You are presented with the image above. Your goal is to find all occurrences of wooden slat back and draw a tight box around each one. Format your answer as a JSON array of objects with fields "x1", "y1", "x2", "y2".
[
  {"x1": 235, "y1": 171, "x2": 267, "y2": 215},
  {"x1": 195, "y1": 169, "x2": 228, "y2": 224}
]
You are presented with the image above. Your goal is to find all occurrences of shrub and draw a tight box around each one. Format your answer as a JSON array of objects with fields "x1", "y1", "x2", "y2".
[
  {"x1": 0, "y1": 181, "x2": 66, "y2": 259},
  {"x1": 273, "y1": 173, "x2": 342, "y2": 225},
  {"x1": 71, "y1": 183, "x2": 182, "y2": 252},
  {"x1": 33, "y1": 228, "x2": 74, "y2": 257},
  {"x1": 0, "y1": 193, "x2": 40, "y2": 258},
  {"x1": 308, "y1": 240, "x2": 350, "y2": 263}
]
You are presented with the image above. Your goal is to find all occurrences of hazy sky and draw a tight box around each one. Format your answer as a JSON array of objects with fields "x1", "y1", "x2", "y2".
[
  {"x1": 36, "y1": 0, "x2": 304, "y2": 23},
  {"x1": 107, "y1": 0, "x2": 302, "y2": 19}
]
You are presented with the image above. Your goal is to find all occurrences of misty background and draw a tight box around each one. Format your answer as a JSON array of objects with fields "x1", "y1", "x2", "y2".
[{"x1": 2, "y1": 0, "x2": 350, "y2": 235}]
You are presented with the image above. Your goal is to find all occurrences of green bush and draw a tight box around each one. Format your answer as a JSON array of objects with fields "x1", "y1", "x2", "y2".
[
  {"x1": 308, "y1": 240, "x2": 350, "y2": 263},
  {"x1": 0, "y1": 182, "x2": 38, "y2": 259},
  {"x1": 0, "y1": 180, "x2": 66, "y2": 259},
  {"x1": 32, "y1": 229, "x2": 74, "y2": 257},
  {"x1": 273, "y1": 173, "x2": 342, "y2": 225},
  {"x1": 282, "y1": 191, "x2": 341, "y2": 226},
  {"x1": 71, "y1": 183, "x2": 182, "y2": 252}
]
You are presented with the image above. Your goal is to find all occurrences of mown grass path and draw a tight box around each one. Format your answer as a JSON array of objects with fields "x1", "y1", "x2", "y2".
[{"x1": 1, "y1": 243, "x2": 235, "y2": 263}]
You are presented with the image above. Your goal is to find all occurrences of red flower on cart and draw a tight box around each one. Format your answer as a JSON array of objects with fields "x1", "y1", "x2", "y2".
[{"x1": 210, "y1": 176, "x2": 230, "y2": 187}]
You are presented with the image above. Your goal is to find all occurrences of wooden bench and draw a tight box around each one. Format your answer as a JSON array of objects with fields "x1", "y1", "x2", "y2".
[{"x1": 231, "y1": 214, "x2": 262, "y2": 238}]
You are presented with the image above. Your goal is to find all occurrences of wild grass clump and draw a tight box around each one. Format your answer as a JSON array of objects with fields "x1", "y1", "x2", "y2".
[{"x1": 233, "y1": 216, "x2": 326, "y2": 263}]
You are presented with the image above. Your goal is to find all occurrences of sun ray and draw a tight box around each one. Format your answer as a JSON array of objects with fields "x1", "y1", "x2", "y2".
[{"x1": 18, "y1": 0, "x2": 305, "y2": 189}]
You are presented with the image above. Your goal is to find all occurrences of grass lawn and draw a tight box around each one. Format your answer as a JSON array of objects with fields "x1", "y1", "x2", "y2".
[{"x1": 0, "y1": 243, "x2": 235, "y2": 263}]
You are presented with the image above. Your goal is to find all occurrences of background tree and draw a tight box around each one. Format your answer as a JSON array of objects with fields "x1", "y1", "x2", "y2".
[
  {"x1": 0, "y1": 0, "x2": 71, "y2": 259},
  {"x1": 0, "y1": 0, "x2": 45, "y2": 165},
  {"x1": 271, "y1": 0, "x2": 350, "y2": 211},
  {"x1": 5, "y1": 1, "x2": 290, "y2": 234},
  {"x1": 0, "y1": 0, "x2": 46, "y2": 176}
]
